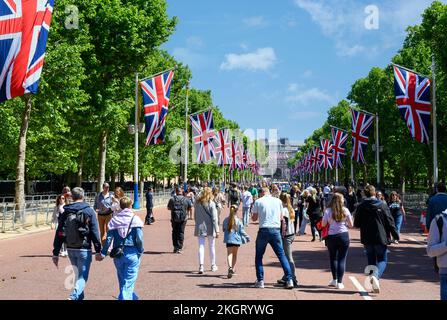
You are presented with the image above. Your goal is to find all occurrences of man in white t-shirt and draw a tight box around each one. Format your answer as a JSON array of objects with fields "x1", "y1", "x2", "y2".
[
  {"x1": 251, "y1": 188, "x2": 293, "y2": 289},
  {"x1": 241, "y1": 186, "x2": 253, "y2": 227}
]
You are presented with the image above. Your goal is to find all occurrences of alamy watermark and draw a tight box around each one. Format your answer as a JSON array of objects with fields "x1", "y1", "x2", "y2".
[{"x1": 364, "y1": 5, "x2": 379, "y2": 30}]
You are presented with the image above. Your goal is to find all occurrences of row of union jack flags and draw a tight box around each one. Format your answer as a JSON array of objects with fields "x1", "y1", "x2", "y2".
[
  {"x1": 292, "y1": 64, "x2": 432, "y2": 177},
  {"x1": 189, "y1": 110, "x2": 260, "y2": 173}
]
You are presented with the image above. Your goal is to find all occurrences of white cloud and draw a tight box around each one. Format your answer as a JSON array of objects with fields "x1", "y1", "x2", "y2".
[
  {"x1": 286, "y1": 84, "x2": 334, "y2": 106},
  {"x1": 243, "y1": 16, "x2": 268, "y2": 28},
  {"x1": 220, "y1": 47, "x2": 277, "y2": 71},
  {"x1": 294, "y1": 0, "x2": 438, "y2": 57}
]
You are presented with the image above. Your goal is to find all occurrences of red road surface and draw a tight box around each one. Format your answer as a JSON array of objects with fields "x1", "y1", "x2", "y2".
[{"x1": 0, "y1": 206, "x2": 439, "y2": 300}]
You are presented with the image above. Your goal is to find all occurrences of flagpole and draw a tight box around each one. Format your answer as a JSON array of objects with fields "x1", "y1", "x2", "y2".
[
  {"x1": 183, "y1": 82, "x2": 190, "y2": 189},
  {"x1": 140, "y1": 66, "x2": 177, "y2": 82},
  {"x1": 133, "y1": 73, "x2": 140, "y2": 209},
  {"x1": 336, "y1": 167, "x2": 339, "y2": 185},
  {"x1": 350, "y1": 159, "x2": 354, "y2": 186},
  {"x1": 375, "y1": 112, "x2": 381, "y2": 188},
  {"x1": 432, "y1": 55, "x2": 438, "y2": 186}
]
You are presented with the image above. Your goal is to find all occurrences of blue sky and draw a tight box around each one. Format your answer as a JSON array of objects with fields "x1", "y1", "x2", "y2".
[{"x1": 163, "y1": 0, "x2": 442, "y2": 143}]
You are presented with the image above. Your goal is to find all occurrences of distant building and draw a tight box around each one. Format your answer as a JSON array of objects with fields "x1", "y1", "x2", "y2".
[{"x1": 260, "y1": 138, "x2": 303, "y2": 180}]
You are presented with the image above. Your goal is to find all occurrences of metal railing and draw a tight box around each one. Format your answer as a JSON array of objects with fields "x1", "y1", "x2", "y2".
[{"x1": 1, "y1": 191, "x2": 172, "y2": 233}]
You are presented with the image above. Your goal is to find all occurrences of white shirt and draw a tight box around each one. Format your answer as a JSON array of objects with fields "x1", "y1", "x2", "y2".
[
  {"x1": 241, "y1": 191, "x2": 253, "y2": 208},
  {"x1": 282, "y1": 206, "x2": 295, "y2": 236},
  {"x1": 252, "y1": 195, "x2": 283, "y2": 229}
]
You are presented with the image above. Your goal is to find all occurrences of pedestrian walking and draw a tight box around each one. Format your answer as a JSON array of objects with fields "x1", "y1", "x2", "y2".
[
  {"x1": 186, "y1": 187, "x2": 195, "y2": 220},
  {"x1": 228, "y1": 183, "x2": 241, "y2": 208},
  {"x1": 94, "y1": 182, "x2": 114, "y2": 245},
  {"x1": 241, "y1": 186, "x2": 253, "y2": 227},
  {"x1": 52, "y1": 194, "x2": 68, "y2": 257},
  {"x1": 271, "y1": 184, "x2": 281, "y2": 198},
  {"x1": 354, "y1": 185, "x2": 399, "y2": 294},
  {"x1": 194, "y1": 187, "x2": 220, "y2": 274},
  {"x1": 167, "y1": 187, "x2": 192, "y2": 254},
  {"x1": 347, "y1": 186, "x2": 357, "y2": 214},
  {"x1": 251, "y1": 188, "x2": 294, "y2": 289},
  {"x1": 145, "y1": 187, "x2": 154, "y2": 225},
  {"x1": 426, "y1": 209, "x2": 447, "y2": 300},
  {"x1": 222, "y1": 205, "x2": 250, "y2": 279},
  {"x1": 278, "y1": 193, "x2": 298, "y2": 287},
  {"x1": 111, "y1": 187, "x2": 125, "y2": 215},
  {"x1": 322, "y1": 193, "x2": 353, "y2": 290},
  {"x1": 290, "y1": 185, "x2": 301, "y2": 233},
  {"x1": 249, "y1": 184, "x2": 259, "y2": 202},
  {"x1": 307, "y1": 188, "x2": 323, "y2": 242},
  {"x1": 99, "y1": 197, "x2": 144, "y2": 300},
  {"x1": 213, "y1": 187, "x2": 226, "y2": 225},
  {"x1": 52, "y1": 187, "x2": 102, "y2": 300},
  {"x1": 427, "y1": 183, "x2": 447, "y2": 232},
  {"x1": 389, "y1": 191, "x2": 406, "y2": 243},
  {"x1": 297, "y1": 189, "x2": 310, "y2": 236}
]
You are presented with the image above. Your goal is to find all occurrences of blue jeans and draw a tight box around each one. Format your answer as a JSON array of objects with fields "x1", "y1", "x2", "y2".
[
  {"x1": 67, "y1": 249, "x2": 92, "y2": 300},
  {"x1": 441, "y1": 274, "x2": 447, "y2": 301},
  {"x1": 364, "y1": 244, "x2": 388, "y2": 279},
  {"x1": 242, "y1": 207, "x2": 251, "y2": 226},
  {"x1": 326, "y1": 232, "x2": 350, "y2": 283},
  {"x1": 393, "y1": 214, "x2": 403, "y2": 235},
  {"x1": 113, "y1": 246, "x2": 141, "y2": 300},
  {"x1": 255, "y1": 228, "x2": 292, "y2": 282}
]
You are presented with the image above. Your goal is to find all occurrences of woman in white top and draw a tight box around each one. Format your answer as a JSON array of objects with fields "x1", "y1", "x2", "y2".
[
  {"x1": 111, "y1": 187, "x2": 125, "y2": 215},
  {"x1": 52, "y1": 194, "x2": 68, "y2": 257},
  {"x1": 322, "y1": 193, "x2": 354, "y2": 290},
  {"x1": 278, "y1": 192, "x2": 298, "y2": 287}
]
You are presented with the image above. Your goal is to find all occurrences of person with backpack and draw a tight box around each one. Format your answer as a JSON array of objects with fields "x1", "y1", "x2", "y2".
[
  {"x1": 98, "y1": 197, "x2": 144, "y2": 300},
  {"x1": 241, "y1": 186, "x2": 253, "y2": 227},
  {"x1": 144, "y1": 187, "x2": 154, "y2": 225},
  {"x1": 427, "y1": 182, "x2": 447, "y2": 232},
  {"x1": 52, "y1": 187, "x2": 102, "y2": 300},
  {"x1": 222, "y1": 205, "x2": 250, "y2": 279},
  {"x1": 194, "y1": 187, "x2": 220, "y2": 274},
  {"x1": 228, "y1": 183, "x2": 241, "y2": 208},
  {"x1": 354, "y1": 184, "x2": 399, "y2": 294},
  {"x1": 94, "y1": 182, "x2": 114, "y2": 244},
  {"x1": 427, "y1": 209, "x2": 447, "y2": 300},
  {"x1": 322, "y1": 193, "x2": 353, "y2": 290},
  {"x1": 307, "y1": 187, "x2": 323, "y2": 242},
  {"x1": 167, "y1": 187, "x2": 192, "y2": 254}
]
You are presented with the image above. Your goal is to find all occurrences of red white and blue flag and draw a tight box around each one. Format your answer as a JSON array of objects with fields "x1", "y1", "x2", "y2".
[
  {"x1": 330, "y1": 127, "x2": 348, "y2": 169},
  {"x1": 212, "y1": 128, "x2": 232, "y2": 166},
  {"x1": 0, "y1": 0, "x2": 54, "y2": 103},
  {"x1": 393, "y1": 65, "x2": 431, "y2": 144},
  {"x1": 312, "y1": 147, "x2": 321, "y2": 172},
  {"x1": 190, "y1": 110, "x2": 216, "y2": 163},
  {"x1": 351, "y1": 108, "x2": 374, "y2": 164},
  {"x1": 230, "y1": 138, "x2": 242, "y2": 171},
  {"x1": 319, "y1": 139, "x2": 333, "y2": 170},
  {"x1": 141, "y1": 70, "x2": 174, "y2": 145}
]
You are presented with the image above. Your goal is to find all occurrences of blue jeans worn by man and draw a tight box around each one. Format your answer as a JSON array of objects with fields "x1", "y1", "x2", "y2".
[
  {"x1": 67, "y1": 249, "x2": 92, "y2": 300},
  {"x1": 255, "y1": 228, "x2": 292, "y2": 282},
  {"x1": 113, "y1": 247, "x2": 141, "y2": 300},
  {"x1": 242, "y1": 207, "x2": 251, "y2": 227},
  {"x1": 364, "y1": 244, "x2": 388, "y2": 279}
]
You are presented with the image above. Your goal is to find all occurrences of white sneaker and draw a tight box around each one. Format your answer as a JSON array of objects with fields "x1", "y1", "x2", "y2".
[
  {"x1": 370, "y1": 276, "x2": 380, "y2": 293},
  {"x1": 254, "y1": 280, "x2": 265, "y2": 288},
  {"x1": 328, "y1": 279, "x2": 337, "y2": 287},
  {"x1": 336, "y1": 283, "x2": 345, "y2": 290},
  {"x1": 211, "y1": 265, "x2": 218, "y2": 272},
  {"x1": 198, "y1": 265, "x2": 204, "y2": 274}
]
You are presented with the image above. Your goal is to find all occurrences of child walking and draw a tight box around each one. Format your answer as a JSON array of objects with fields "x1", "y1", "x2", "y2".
[{"x1": 222, "y1": 205, "x2": 250, "y2": 279}]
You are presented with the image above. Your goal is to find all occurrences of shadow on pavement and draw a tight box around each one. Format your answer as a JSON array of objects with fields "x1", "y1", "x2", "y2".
[
  {"x1": 20, "y1": 254, "x2": 53, "y2": 258},
  {"x1": 197, "y1": 282, "x2": 289, "y2": 290},
  {"x1": 149, "y1": 270, "x2": 194, "y2": 274},
  {"x1": 143, "y1": 251, "x2": 171, "y2": 255}
]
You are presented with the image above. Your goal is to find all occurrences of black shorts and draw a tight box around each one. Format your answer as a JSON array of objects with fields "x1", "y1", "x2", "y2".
[{"x1": 226, "y1": 244, "x2": 240, "y2": 248}]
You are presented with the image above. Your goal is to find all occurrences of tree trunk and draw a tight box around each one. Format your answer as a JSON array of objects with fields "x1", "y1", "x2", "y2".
[
  {"x1": 110, "y1": 172, "x2": 116, "y2": 190},
  {"x1": 15, "y1": 94, "x2": 32, "y2": 210},
  {"x1": 97, "y1": 131, "x2": 108, "y2": 192},
  {"x1": 76, "y1": 150, "x2": 84, "y2": 187}
]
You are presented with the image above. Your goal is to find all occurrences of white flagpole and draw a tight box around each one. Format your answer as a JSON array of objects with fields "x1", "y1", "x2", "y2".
[
  {"x1": 432, "y1": 55, "x2": 438, "y2": 186},
  {"x1": 375, "y1": 112, "x2": 381, "y2": 188},
  {"x1": 183, "y1": 82, "x2": 189, "y2": 188},
  {"x1": 133, "y1": 73, "x2": 140, "y2": 209}
]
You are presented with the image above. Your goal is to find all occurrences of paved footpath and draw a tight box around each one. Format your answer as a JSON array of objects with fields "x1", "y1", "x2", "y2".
[{"x1": 0, "y1": 205, "x2": 439, "y2": 300}]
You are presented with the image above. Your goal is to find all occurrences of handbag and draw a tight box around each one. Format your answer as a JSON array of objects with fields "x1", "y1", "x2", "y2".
[
  {"x1": 109, "y1": 216, "x2": 135, "y2": 259},
  {"x1": 316, "y1": 219, "x2": 330, "y2": 240}
]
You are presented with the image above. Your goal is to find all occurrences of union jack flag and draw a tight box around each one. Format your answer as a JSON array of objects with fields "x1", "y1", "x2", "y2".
[
  {"x1": 319, "y1": 139, "x2": 333, "y2": 170},
  {"x1": 141, "y1": 70, "x2": 174, "y2": 145},
  {"x1": 393, "y1": 65, "x2": 431, "y2": 144},
  {"x1": 311, "y1": 147, "x2": 321, "y2": 172},
  {"x1": 230, "y1": 138, "x2": 242, "y2": 171},
  {"x1": 330, "y1": 127, "x2": 348, "y2": 169},
  {"x1": 305, "y1": 151, "x2": 312, "y2": 173},
  {"x1": 0, "y1": 0, "x2": 54, "y2": 103},
  {"x1": 190, "y1": 110, "x2": 216, "y2": 163},
  {"x1": 212, "y1": 129, "x2": 232, "y2": 166},
  {"x1": 351, "y1": 108, "x2": 374, "y2": 164}
]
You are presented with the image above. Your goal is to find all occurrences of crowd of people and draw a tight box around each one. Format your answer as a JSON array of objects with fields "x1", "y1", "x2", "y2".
[{"x1": 50, "y1": 179, "x2": 447, "y2": 301}]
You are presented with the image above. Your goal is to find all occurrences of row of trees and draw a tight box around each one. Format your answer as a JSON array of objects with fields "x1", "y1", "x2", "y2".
[
  {"x1": 0, "y1": 0, "x2": 258, "y2": 206},
  {"x1": 288, "y1": 1, "x2": 447, "y2": 191}
]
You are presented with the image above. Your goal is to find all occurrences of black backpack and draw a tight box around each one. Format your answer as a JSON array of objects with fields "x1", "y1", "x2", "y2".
[
  {"x1": 64, "y1": 209, "x2": 89, "y2": 248},
  {"x1": 433, "y1": 214, "x2": 444, "y2": 273},
  {"x1": 172, "y1": 196, "x2": 187, "y2": 223},
  {"x1": 229, "y1": 189, "x2": 240, "y2": 205}
]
